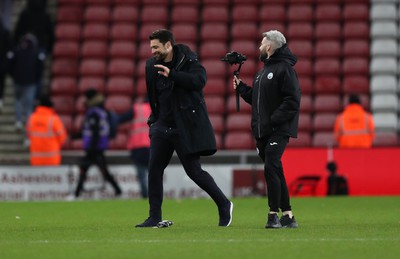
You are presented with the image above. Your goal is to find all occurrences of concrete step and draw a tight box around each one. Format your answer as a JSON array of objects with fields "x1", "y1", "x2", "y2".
[
  {"x1": 0, "y1": 115, "x2": 15, "y2": 124},
  {"x1": 0, "y1": 124, "x2": 21, "y2": 133},
  {"x1": 0, "y1": 143, "x2": 28, "y2": 153},
  {"x1": 0, "y1": 133, "x2": 24, "y2": 142},
  {"x1": 0, "y1": 152, "x2": 30, "y2": 165}
]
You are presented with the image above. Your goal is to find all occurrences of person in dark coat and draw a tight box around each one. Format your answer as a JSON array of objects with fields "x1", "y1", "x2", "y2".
[
  {"x1": 0, "y1": 19, "x2": 11, "y2": 112},
  {"x1": 135, "y1": 29, "x2": 233, "y2": 228},
  {"x1": 234, "y1": 30, "x2": 301, "y2": 229}
]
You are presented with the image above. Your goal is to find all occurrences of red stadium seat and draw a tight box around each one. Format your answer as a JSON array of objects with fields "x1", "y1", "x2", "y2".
[
  {"x1": 224, "y1": 132, "x2": 255, "y2": 150},
  {"x1": 226, "y1": 95, "x2": 252, "y2": 114},
  {"x1": 209, "y1": 114, "x2": 224, "y2": 133},
  {"x1": 171, "y1": 6, "x2": 199, "y2": 24},
  {"x1": 55, "y1": 23, "x2": 81, "y2": 41},
  {"x1": 312, "y1": 113, "x2": 337, "y2": 131},
  {"x1": 139, "y1": 23, "x2": 165, "y2": 42},
  {"x1": 202, "y1": 60, "x2": 227, "y2": 78},
  {"x1": 170, "y1": 24, "x2": 197, "y2": 42},
  {"x1": 78, "y1": 77, "x2": 105, "y2": 94},
  {"x1": 80, "y1": 41, "x2": 108, "y2": 59},
  {"x1": 136, "y1": 59, "x2": 147, "y2": 78},
  {"x1": 109, "y1": 132, "x2": 128, "y2": 150},
  {"x1": 86, "y1": 0, "x2": 112, "y2": 5},
  {"x1": 199, "y1": 41, "x2": 227, "y2": 60},
  {"x1": 259, "y1": 5, "x2": 286, "y2": 22},
  {"x1": 82, "y1": 23, "x2": 109, "y2": 41},
  {"x1": 59, "y1": 114, "x2": 73, "y2": 133},
  {"x1": 300, "y1": 94, "x2": 313, "y2": 113},
  {"x1": 203, "y1": 0, "x2": 229, "y2": 5},
  {"x1": 299, "y1": 76, "x2": 313, "y2": 94},
  {"x1": 342, "y1": 58, "x2": 369, "y2": 75},
  {"x1": 343, "y1": 76, "x2": 369, "y2": 94},
  {"x1": 312, "y1": 132, "x2": 337, "y2": 147},
  {"x1": 343, "y1": 40, "x2": 369, "y2": 57},
  {"x1": 74, "y1": 98, "x2": 86, "y2": 115},
  {"x1": 203, "y1": 78, "x2": 227, "y2": 96},
  {"x1": 57, "y1": 7, "x2": 83, "y2": 23},
  {"x1": 315, "y1": 23, "x2": 342, "y2": 40},
  {"x1": 52, "y1": 59, "x2": 79, "y2": 77},
  {"x1": 106, "y1": 77, "x2": 134, "y2": 95},
  {"x1": 314, "y1": 76, "x2": 342, "y2": 94},
  {"x1": 109, "y1": 41, "x2": 136, "y2": 59},
  {"x1": 226, "y1": 113, "x2": 251, "y2": 132},
  {"x1": 294, "y1": 59, "x2": 313, "y2": 76},
  {"x1": 202, "y1": 6, "x2": 229, "y2": 23},
  {"x1": 108, "y1": 59, "x2": 135, "y2": 77},
  {"x1": 53, "y1": 41, "x2": 79, "y2": 59},
  {"x1": 135, "y1": 77, "x2": 147, "y2": 96},
  {"x1": 343, "y1": 4, "x2": 369, "y2": 21},
  {"x1": 231, "y1": 22, "x2": 258, "y2": 40},
  {"x1": 200, "y1": 23, "x2": 228, "y2": 41},
  {"x1": 287, "y1": 5, "x2": 314, "y2": 22},
  {"x1": 114, "y1": 0, "x2": 140, "y2": 4},
  {"x1": 287, "y1": 23, "x2": 314, "y2": 40},
  {"x1": 50, "y1": 77, "x2": 78, "y2": 96},
  {"x1": 314, "y1": 58, "x2": 341, "y2": 75},
  {"x1": 52, "y1": 96, "x2": 76, "y2": 115},
  {"x1": 314, "y1": 40, "x2": 341, "y2": 58},
  {"x1": 287, "y1": 132, "x2": 311, "y2": 147},
  {"x1": 172, "y1": 0, "x2": 199, "y2": 5},
  {"x1": 373, "y1": 132, "x2": 399, "y2": 147},
  {"x1": 229, "y1": 40, "x2": 258, "y2": 59},
  {"x1": 290, "y1": 40, "x2": 313, "y2": 58},
  {"x1": 343, "y1": 22, "x2": 369, "y2": 39},
  {"x1": 84, "y1": 6, "x2": 110, "y2": 23},
  {"x1": 315, "y1": 4, "x2": 341, "y2": 22},
  {"x1": 58, "y1": 0, "x2": 84, "y2": 6},
  {"x1": 232, "y1": 5, "x2": 258, "y2": 22},
  {"x1": 298, "y1": 113, "x2": 312, "y2": 132},
  {"x1": 112, "y1": 6, "x2": 139, "y2": 23},
  {"x1": 140, "y1": 6, "x2": 168, "y2": 24},
  {"x1": 313, "y1": 95, "x2": 341, "y2": 113},
  {"x1": 105, "y1": 95, "x2": 132, "y2": 113},
  {"x1": 110, "y1": 23, "x2": 137, "y2": 41},
  {"x1": 259, "y1": 21, "x2": 286, "y2": 35},
  {"x1": 79, "y1": 59, "x2": 106, "y2": 77},
  {"x1": 205, "y1": 95, "x2": 225, "y2": 115}
]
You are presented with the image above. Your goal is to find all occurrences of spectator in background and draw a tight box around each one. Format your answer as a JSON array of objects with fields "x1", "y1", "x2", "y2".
[
  {"x1": 326, "y1": 161, "x2": 349, "y2": 196},
  {"x1": 0, "y1": 19, "x2": 11, "y2": 112},
  {"x1": 334, "y1": 94, "x2": 375, "y2": 148},
  {"x1": 118, "y1": 96, "x2": 151, "y2": 199},
  {"x1": 0, "y1": 1, "x2": 12, "y2": 30},
  {"x1": 69, "y1": 89, "x2": 122, "y2": 200},
  {"x1": 26, "y1": 95, "x2": 67, "y2": 166},
  {"x1": 13, "y1": 0, "x2": 54, "y2": 98},
  {"x1": 7, "y1": 33, "x2": 45, "y2": 143}
]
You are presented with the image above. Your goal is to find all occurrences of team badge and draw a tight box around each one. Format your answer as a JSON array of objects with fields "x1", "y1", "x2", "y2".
[{"x1": 267, "y1": 72, "x2": 273, "y2": 79}]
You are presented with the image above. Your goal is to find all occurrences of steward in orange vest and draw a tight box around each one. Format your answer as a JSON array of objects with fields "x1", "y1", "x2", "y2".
[
  {"x1": 26, "y1": 96, "x2": 67, "y2": 165},
  {"x1": 334, "y1": 94, "x2": 375, "y2": 148}
]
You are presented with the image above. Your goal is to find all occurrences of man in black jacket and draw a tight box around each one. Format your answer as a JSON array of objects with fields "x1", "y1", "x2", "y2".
[
  {"x1": 234, "y1": 30, "x2": 301, "y2": 228},
  {"x1": 135, "y1": 29, "x2": 233, "y2": 228}
]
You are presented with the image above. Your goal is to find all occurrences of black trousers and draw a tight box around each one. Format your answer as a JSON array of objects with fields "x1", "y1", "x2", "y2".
[
  {"x1": 148, "y1": 122, "x2": 229, "y2": 219},
  {"x1": 75, "y1": 150, "x2": 122, "y2": 197},
  {"x1": 256, "y1": 134, "x2": 292, "y2": 213}
]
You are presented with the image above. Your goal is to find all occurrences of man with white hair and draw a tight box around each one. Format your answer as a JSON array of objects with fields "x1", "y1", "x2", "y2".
[{"x1": 233, "y1": 30, "x2": 301, "y2": 228}]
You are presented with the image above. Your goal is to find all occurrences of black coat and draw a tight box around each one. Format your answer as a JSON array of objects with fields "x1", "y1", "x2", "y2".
[
  {"x1": 237, "y1": 44, "x2": 301, "y2": 139},
  {"x1": 145, "y1": 44, "x2": 216, "y2": 156}
]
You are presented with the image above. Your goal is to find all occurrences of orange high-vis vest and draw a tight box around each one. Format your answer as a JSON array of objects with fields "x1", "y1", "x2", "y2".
[
  {"x1": 334, "y1": 104, "x2": 375, "y2": 148},
  {"x1": 127, "y1": 103, "x2": 151, "y2": 150},
  {"x1": 26, "y1": 106, "x2": 67, "y2": 166}
]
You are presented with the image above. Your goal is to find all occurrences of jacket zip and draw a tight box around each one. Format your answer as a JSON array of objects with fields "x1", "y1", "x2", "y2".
[{"x1": 257, "y1": 70, "x2": 266, "y2": 139}]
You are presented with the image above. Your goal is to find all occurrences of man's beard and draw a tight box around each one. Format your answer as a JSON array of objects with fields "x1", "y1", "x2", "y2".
[
  {"x1": 259, "y1": 53, "x2": 267, "y2": 62},
  {"x1": 154, "y1": 51, "x2": 168, "y2": 61}
]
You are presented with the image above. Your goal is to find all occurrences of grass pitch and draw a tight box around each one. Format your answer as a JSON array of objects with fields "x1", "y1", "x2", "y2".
[{"x1": 1, "y1": 197, "x2": 399, "y2": 259}]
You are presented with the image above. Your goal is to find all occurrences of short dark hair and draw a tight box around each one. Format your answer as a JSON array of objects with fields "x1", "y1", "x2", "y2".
[
  {"x1": 149, "y1": 29, "x2": 175, "y2": 46},
  {"x1": 349, "y1": 94, "x2": 361, "y2": 104}
]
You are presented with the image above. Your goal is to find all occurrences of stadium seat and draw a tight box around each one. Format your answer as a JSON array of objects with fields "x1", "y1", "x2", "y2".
[
  {"x1": 287, "y1": 5, "x2": 314, "y2": 22},
  {"x1": 53, "y1": 41, "x2": 79, "y2": 59},
  {"x1": 315, "y1": 23, "x2": 342, "y2": 40},
  {"x1": 59, "y1": 114, "x2": 73, "y2": 134},
  {"x1": 226, "y1": 113, "x2": 251, "y2": 132},
  {"x1": 290, "y1": 40, "x2": 313, "y2": 58},
  {"x1": 226, "y1": 95, "x2": 252, "y2": 114},
  {"x1": 370, "y1": 75, "x2": 398, "y2": 94},
  {"x1": 224, "y1": 132, "x2": 255, "y2": 150},
  {"x1": 110, "y1": 23, "x2": 137, "y2": 41},
  {"x1": 342, "y1": 57, "x2": 369, "y2": 75},
  {"x1": 202, "y1": 0, "x2": 229, "y2": 5},
  {"x1": 371, "y1": 3, "x2": 397, "y2": 21},
  {"x1": 232, "y1": 5, "x2": 258, "y2": 22},
  {"x1": 298, "y1": 113, "x2": 312, "y2": 132},
  {"x1": 135, "y1": 77, "x2": 147, "y2": 96},
  {"x1": 200, "y1": 23, "x2": 228, "y2": 41},
  {"x1": 298, "y1": 76, "x2": 313, "y2": 94},
  {"x1": 313, "y1": 95, "x2": 342, "y2": 113},
  {"x1": 373, "y1": 132, "x2": 399, "y2": 147},
  {"x1": 109, "y1": 41, "x2": 136, "y2": 59},
  {"x1": 108, "y1": 59, "x2": 135, "y2": 77},
  {"x1": 50, "y1": 77, "x2": 78, "y2": 96},
  {"x1": 136, "y1": 59, "x2": 147, "y2": 78},
  {"x1": 203, "y1": 78, "x2": 227, "y2": 96},
  {"x1": 286, "y1": 23, "x2": 314, "y2": 40},
  {"x1": 139, "y1": 23, "x2": 166, "y2": 42},
  {"x1": 312, "y1": 132, "x2": 337, "y2": 148},
  {"x1": 300, "y1": 94, "x2": 313, "y2": 113},
  {"x1": 82, "y1": 23, "x2": 109, "y2": 41},
  {"x1": 171, "y1": 6, "x2": 199, "y2": 24},
  {"x1": 287, "y1": 132, "x2": 311, "y2": 147},
  {"x1": 52, "y1": 96, "x2": 76, "y2": 115},
  {"x1": 106, "y1": 77, "x2": 134, "y2": 95},
  {"x1": 105, "y1": 95, "x2": 132, "y2": 113},
  {"x1": 112, "y1": 6, "x2": 139, "y2": 23},
  {"x1": 205, "y1": 95, "x2": 225, "y2": 114},
  {"x1": 140, "y1": 6, "x2": 168, "y2": 24},
  {"x1": 199, "y1": 41, "x2": 227, "y2": 60},
  {"x1": 312, "y1": 113, "x2": 337, "y2": 132},
  {"x1": 259, "y1": 5, "x2": 286, "y2": 22},
  {"x1": 58, "y1": 0, "x2": 84, "y2": 6},
  {"x1": 259, "y1": 21, "x2": 286, "y2": 35},
  {"x1": 343, "y1": 40, "x2": 369, "y2": 57},
  {"x1": 202, "y1": 60, "x2": 227, "y2": 78},
  {"x1": 57, "y1": 6, "x2": 83, "y2": 23},
  {"x1": 201, "y1": 6, "x2": 229, "y2": 23},
  {"x1": 343, "y1": 76, "x2": 370, "y2": 94},
  {"x1": 314, "y1": 76, "x2": 342, "y2": 94},
  {"x1": 314, "y1": 58, "x2": 341, "y2": 75},
  {"x1": 78, "y1": 77, "x2": 105, "y2": 94},
  {"x1": 373, "y1": 112, "x2": 398, "y2": 132},
  {"x1": 84, "y1": 6, "x2": 110, "y2": 23},
  {"x1": 371, "y1": 21, "x2": 398, "y2": 38},
  {"x1": 294, "y1": 59, "x2": 313, "y2": 76},
  {"x1": 371, "y1": 94, "x2": 398, "y2": 113},
  {"x1": 209, "y1": 114, "x2": 224, "y2": 133},
  {"x1": 371, "y1": 39, "x2": 398, "y2": 57},
  {"x1": 85, "y1": 0, "x2": 112, "y2": 5},
  {"x1": 343, "y1": 4, "x2": 369, "y2": 21},
  {"x1": 231, "y1": 22, "x2": 258, "y2": 40},
  {"x1": 80, "y1": 41, "x2": 108, "y2": 59},
  {"x1": 79, "y1": 59, "x2": 106, "y2": 77},
  {"x1": 108, "y1": 133, "x2": 128, "y2": 150},
  {"x1": 114, "y1": 0, "x2": 140, "y2": 3},
  {"x1": 370, "y1": 57, "x2": 397, "y2": 75},
  {"x1": 170, "y1": 24, "x2": 197, "y2": 43},
  {"x1": 315, "y1": 4, "x2": 341, "y2": 22},
  {"x1": 51, "y1": 59, "x2": 79, "y2": 77},
  {"x1": 229, "y1": 40, "x2": 258, "y2": 59},
  {"x1": 343, "y1": 22, "x2": 369, "y2": 39},
  {"x1": 55, "y1": 23, "x2": 81, "y2": 41},
  {"x1": 314, "y1": 40, "x2": 341, "y2": 58}
]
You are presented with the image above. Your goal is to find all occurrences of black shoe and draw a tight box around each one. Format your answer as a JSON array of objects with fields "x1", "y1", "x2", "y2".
[
  {"x1": 218, "y1": 201, "x2": 233, "y2": 227},
  {"x1": 280, "y1": 215, "x2": 298, "y2": 228},
  {"x1": 135, "y1": 217, "x2": 161, "y2": 228},
  {"x1": 265, "y1": 213, "x2": 282, "y2": 228}
]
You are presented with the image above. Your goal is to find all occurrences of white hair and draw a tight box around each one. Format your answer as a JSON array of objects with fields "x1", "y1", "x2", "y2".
[{"x1": 262, "y1": 30, "x2": 286, "y2": 50}]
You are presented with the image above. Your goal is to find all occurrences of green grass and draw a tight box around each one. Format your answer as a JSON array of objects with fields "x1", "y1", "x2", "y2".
[{"x1": 1, "y1": 197, "x2": 400, "y2": 259}]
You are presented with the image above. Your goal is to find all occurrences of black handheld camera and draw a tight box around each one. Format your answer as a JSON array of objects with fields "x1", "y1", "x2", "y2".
[{"x1": 221, "y1": 51, "x2": 247, "y2": 112}]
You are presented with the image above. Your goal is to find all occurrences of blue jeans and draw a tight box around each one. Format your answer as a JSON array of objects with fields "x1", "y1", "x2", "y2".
[{"x1": 14, "y1": 83, "x2": 36, "y2": 125}]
